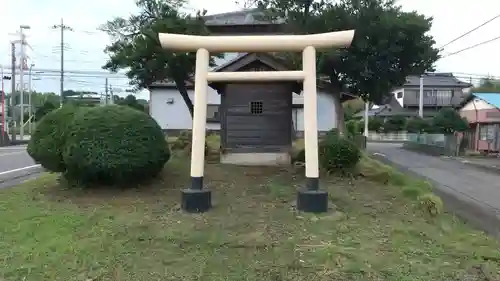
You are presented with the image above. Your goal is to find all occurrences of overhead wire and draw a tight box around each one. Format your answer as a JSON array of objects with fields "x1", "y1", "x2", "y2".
[
  {"x1": 11, "y1": 26, "x2": 500, "y2": 92},
  {"x1": 2, "y1": 26, "x2": 139, "y2": 93},
  {"x1": 441, "y1": 35, "x2": 500, "y2": 58},
  {"x1": 438, "y1": 13, "x2": 500, "y2": 50}
]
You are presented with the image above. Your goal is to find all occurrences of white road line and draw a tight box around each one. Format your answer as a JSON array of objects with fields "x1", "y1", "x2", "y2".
[
  {"x1": 0, "y1": 151, "x2": 27, "y2": 157},
  {"x1": 0, "y1": 146, "x2": 27, "y2": 150},
  {"x1": 0, "y1": 165, "x2": 41, "y2": 176}
]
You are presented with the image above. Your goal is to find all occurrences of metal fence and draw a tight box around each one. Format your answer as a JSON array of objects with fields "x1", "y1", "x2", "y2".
[
  {"x1": 407, "y1": 133, "x2": 446, "y2": 147},
  {"x1": 405, "y1": 133, "x2": 460, "y2": 156}
]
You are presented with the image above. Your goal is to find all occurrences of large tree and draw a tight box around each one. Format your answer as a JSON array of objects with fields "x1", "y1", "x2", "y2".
[
  {"x1": 100, "y1": 0, "x2": 221, "y2": 117},
  {"x1": 254, "y1": 0, "x2": 440, "y2": 133},
  {"x1": 116, "y1": 94, "x2": 147, "y2": 112}
]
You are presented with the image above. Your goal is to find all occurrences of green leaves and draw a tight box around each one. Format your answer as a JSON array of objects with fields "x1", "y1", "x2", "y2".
[
  {"x1": 101, "y1": 0, "x2": 213, "y2": 88},
  {"x1": 382, "y1": 115, "x2": 406, "y2": 133},
  {"x1": 101, "y1": 0, "x2": 221, "y2": 117},
  {"x1": 432, "y1": 108, "x2": 469, "y2": 134},
  {"x1": 63, "y1": 105, "x2": 170, "y2": 186},
  {"x1": 115, "y1": 94, "x2": 147, "y2": 112},
  {"x1": 319, "y1": 132, "x2": 362, "y2": 174},
  {"x1": 255, "y1": 0, "x2": 439, "y2": 104},
  {"x1": 405, "y1": 117, "x2": 431, "y2": 134}
]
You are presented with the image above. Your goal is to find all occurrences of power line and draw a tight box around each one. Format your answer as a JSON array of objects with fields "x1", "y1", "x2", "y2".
[
  {"x1": 25, "y1": 48, "x2": 106, "y2": 64},
  {"x1": 441, "y1": 35, "x2": 500, "y2": 58},
  {"x1": 47, "y1": 27, "x2": 106, "y2": 36},
  {"x1": 2, "y1": 67, "x2": 126, "y2": 76},
  {"x1": 439, "y1": 13, "x2": 500, "y2": 50},
  {"x1": 452, "y1": 72, "x2": 500, "y2": 79}
]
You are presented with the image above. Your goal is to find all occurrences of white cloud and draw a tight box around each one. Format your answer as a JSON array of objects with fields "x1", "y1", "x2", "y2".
[{"x1": 1, "y1": 0, "x2": 499, "y2": 98}]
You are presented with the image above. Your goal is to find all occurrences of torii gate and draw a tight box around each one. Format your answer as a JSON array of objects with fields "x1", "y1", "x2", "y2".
[{"x1": 158, "y1": 30, "x2": 355, "y2": 213}]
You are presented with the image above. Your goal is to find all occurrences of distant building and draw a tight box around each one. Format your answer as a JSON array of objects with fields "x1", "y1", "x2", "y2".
[
  {"x1": 356, "y1": 73, "x2": 472, "y2": 119},
  {"x1": 459, "y1": 92, "x2": 500, "y2": 152},
  {"x1": 65, "y1": 93, "x2": 113, "y2": 106}
]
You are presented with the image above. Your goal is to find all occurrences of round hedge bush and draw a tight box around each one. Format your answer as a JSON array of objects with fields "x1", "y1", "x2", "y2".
[
  {"x1": 318, "y1": 134, "x2": 361, "y2": 173},
  {"x1": 62, "y1": 105, "x2": 170, "y2": 185},
  {"x1": 27, "y1": 105, "x2": 81, "y2": 172}
]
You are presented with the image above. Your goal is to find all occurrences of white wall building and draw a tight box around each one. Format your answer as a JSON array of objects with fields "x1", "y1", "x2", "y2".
[{"x1": 149, "y1": 82, "x2": 338, "y2": 135}]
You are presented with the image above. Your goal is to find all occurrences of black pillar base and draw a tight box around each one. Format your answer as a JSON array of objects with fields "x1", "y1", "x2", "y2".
[
  {"x1": 296, "y1": 177, "x2": 328, "y2": 213},
  {"x1": 181, "y1": 177, "x2": 212, "y2": 213}
]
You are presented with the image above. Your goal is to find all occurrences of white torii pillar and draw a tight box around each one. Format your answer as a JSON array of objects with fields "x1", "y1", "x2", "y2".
[{"x1": 159, "y1": 30, "x2": 355, "y2": 213}]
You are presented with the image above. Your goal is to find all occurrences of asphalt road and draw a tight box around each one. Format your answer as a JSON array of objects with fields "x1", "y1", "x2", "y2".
[
  {"x1": 0, "y1": 145, "x2": 43, "y2": 188},
  {"x1": 367, "y1": 142, "x2": 500, "y2": 237}
]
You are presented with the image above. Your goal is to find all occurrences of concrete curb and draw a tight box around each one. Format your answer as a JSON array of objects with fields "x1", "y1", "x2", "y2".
[
  {"x1": 371, "y1": 153, "x2": 500, "y2": 239},
  {"x1": 10, "y1": 140, "x2": 30, "y2": 146},
  {"x1": 0, "y1": 167, "x2": 46, "y2": 187}
]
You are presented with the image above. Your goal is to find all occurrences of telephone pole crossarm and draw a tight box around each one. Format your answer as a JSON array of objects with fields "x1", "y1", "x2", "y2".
[{"x1": 52, "y1": 18, "x2": 73, "y2": 106}]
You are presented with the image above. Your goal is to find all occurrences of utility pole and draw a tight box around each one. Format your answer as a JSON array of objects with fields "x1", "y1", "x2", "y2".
[
  {"x1": 10, "y1": 43, "x2": 16, "y2": 142},
  {"x1": 28, "y1": 63, "x2": 34, "y2": 135},
  {"x1": 105, "y1": 78, "x2": 109, "y2": 105},
  {"x1": 363, "y1": 101, "x2": 369, "y2": 137},
  {"x1": 52, "y1": 18, "x2": 73, "y2": 107},
  {"x1": 1, "y1": 66, "x2": 5, "y2": 138},
  {"x1": 109, "y1": 84, "x2": 115, "y2": 105},
  {"x1": 419, "y1": 75, "x2": 424, "y2": 118},
  {"x1": 18, "y1": 26, "x2": 30, "y2": 141}
]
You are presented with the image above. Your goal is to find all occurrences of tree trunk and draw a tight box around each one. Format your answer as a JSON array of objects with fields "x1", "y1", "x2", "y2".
[
  {"x1": 332, "y1": 92, "x2": 346, "y2": 135},
  {"x1": 174, "y1": 78, "x2": 194, "y2": 118}
]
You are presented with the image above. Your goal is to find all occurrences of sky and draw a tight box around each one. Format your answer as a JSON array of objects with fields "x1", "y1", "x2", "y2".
[{"x1": 1, "y1": 0, "x2": 499, "y2": 100}]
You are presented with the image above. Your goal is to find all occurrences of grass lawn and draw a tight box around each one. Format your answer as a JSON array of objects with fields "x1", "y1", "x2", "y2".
[{"x1": 1, "y1": 154, "x2": 500, "y2": 281}]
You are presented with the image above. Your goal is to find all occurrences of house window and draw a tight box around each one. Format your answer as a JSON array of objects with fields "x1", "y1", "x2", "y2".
[
  {"x1": 206, "y1": 105, "x2": 219, "y2": 122},
  {"x1": 396, "y1": 92, "x2": 402, "y2": 99},
  {"x1": 479, "y1": 124, "x2": 496, "y2": 141},
  {"x1": 436, "y1": 90, "x2": 452, "y2": 99},
  {"x1": 250, "y1": 101, "x2": 263, "y2": 114},
  {"x1": 424, "y1": 90, "x2": 434, "y2": 97}
]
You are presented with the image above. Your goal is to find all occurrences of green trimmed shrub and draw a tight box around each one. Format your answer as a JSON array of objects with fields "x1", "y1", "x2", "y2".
[
  {"x1": 325, "y1": 128, "x2": 340, "y2": 138},
  {"x1": 319, "y1": 134, "x2": 361, "y2": 173},
  {"x1": 62, "y1": 105, "x2": 170, "y2": 185},
  {"x1": 27, "y1": 105, "x2": 81, "y2": 172},
  {"x1": 346, "y1": 120, "x2": 360, "y2": 138}
]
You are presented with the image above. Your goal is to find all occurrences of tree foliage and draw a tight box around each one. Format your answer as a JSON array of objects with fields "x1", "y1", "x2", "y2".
[
  {"x1": 367, "y1": 116, "x2": 384, "y2": 132},
  {"x1": 383, "y1": 115, "x2": 406, "y2": 132},
  {"x1": 432, "y1": 108, "x2": 469, "y2": 134},
  {"x1": 116, "y1": 94, "x2": 147, "y2": 112},
  {"x1": 345, "y1": 119, "x2": 363, "y2": 138},
  {"x1": 343, "y1": 98, "x2": 364, "y2": 121},
  {"x1": 254, "y1": 0, "x2": 439, "y2": 133},
  {"x1": 405, "y1": 117, "x2": 431, "y2": 133},
  {"x1": 100, "y1": 0, "x2": 222, "y2": 117}
]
